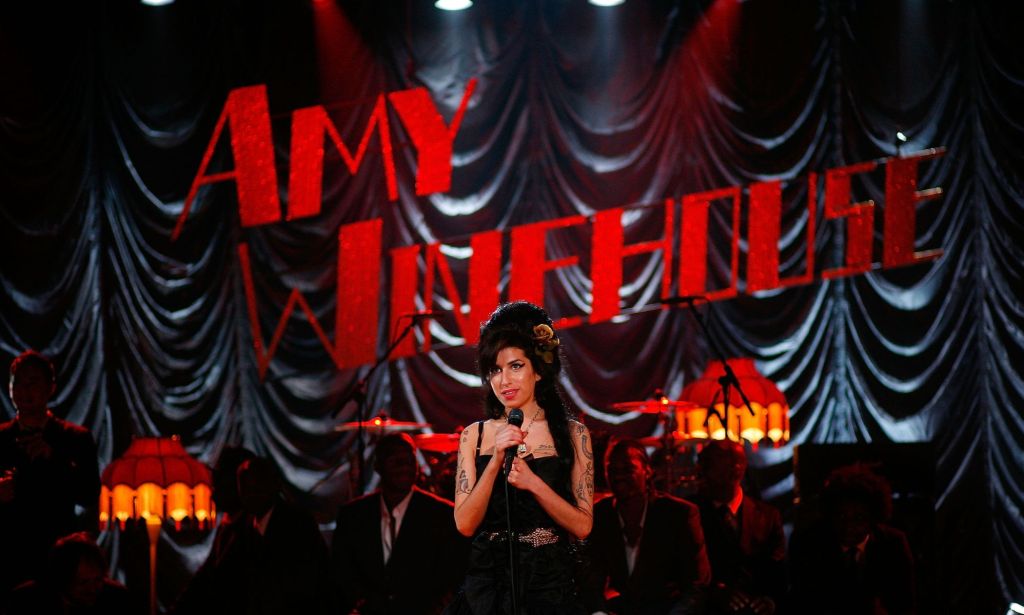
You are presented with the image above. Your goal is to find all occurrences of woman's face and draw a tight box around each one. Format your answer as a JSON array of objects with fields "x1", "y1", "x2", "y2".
[{"x1": 488, "y1": 347, "x2": 541, "y2": 411}]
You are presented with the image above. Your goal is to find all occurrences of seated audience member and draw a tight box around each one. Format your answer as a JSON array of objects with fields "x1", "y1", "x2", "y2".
[
  {"x1": 5, "y1": 531, "x2": 135, "y2": 615},
  {"x1": 692, "y1": 440, "x2": 786, "y2": 615},
  {"x1": 169, "y1": 446, "x2": 256, "y2": 614},
  {"x1": 579, "y1": 438, "x2": 710, "y2": 614},
  {"x1": 789, "y1": 464, "x2": 916, "y2": 615},
  {"x1": 332, "y1": 433, "x2": 468, "y2": 615},
  {"x1": 0, "y1": 351, "x2": 100, "y2": 595},
  {"x1": 172, "y1": 456, "x2": 330, "y2": 615}
]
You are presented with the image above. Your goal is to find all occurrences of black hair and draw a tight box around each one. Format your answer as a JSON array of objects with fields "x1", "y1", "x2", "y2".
[
  {"x1": 45, "y1": 532, "x2": 105, "y2": 591},
  {"x1": 822, "y1": 463, "x2": 893, "y2": 524},
  {"x1": 10, "y1": 349, "x2": 55, "y2": 384},
  {"x1": 604, "y1": 438, "x2": 651, "y2": 473},
  {"x1": 476, "y1": 301, "x2": 576, "y2": 492}
]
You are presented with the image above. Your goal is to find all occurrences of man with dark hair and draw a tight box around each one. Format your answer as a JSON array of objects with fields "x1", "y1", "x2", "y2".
[
  {"x1": 332, "y1": 432, "x2": 468, "y2": 615},
  {"x1": 789, "y1": 464, "x2": 916, "y2": 615},
  {"x1": 5, "y1": 531, "x2": 134, "y2": 614},
  {"x1": 0, "y1": 350, "x2": 100, "y2": 595},
  {"x1": 580, "y1": 438, "x2": 711, "y2": 614},
  {"x1": 693, "y1": 439, "x2": 786, "y2": 615},
  {"x1": 169, "y1": 446, "x2": 256, "y2": 614},
  {"x1": 172, "y1": 456, "x2": 330, "y2": 615}
]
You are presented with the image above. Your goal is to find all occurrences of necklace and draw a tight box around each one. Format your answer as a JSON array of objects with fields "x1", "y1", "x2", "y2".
[{"x1": 516, "y1": 407, "x2": 543, "y2": 456}]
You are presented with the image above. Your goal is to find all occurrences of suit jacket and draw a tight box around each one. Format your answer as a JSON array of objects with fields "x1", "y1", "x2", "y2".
[
  {"x1": 0, "y1": 416, "x2": 100, "y2": 592},
  {"x1": 580, "y1": 493, "x2": 711, "y2": 615},
  {"x1": 692, "y1": 493, "x2": 786, "y2": 608},
  {"x1": 789, "y1": 522, "x2": 915, "y2": 615},
  {"x1": 172, "y1": 497, "x2": 330, "y2": 615},
  {"x1": 332, "y1": 487, "x2": 468, "y2": 615}
]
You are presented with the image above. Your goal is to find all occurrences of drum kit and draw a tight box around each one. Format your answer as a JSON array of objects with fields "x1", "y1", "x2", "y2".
[
  {"x1": 608, "y1": 395, "x2": 710, "y2": 497},
  {"x1": 334, "y1": 414, "x2": 460, "y2": 499},
  {"x1": 335, "y1": 393, "x2": 709, "y2": 500}
]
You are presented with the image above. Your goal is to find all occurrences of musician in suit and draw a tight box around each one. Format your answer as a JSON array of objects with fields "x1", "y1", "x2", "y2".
[
  {"x1": 692, "y1": 439, "x2": 786, "y2": 615},
  {"x1": 789, "y1": 464, "x2": 915, "y2": 615},
  {"x1": 172, "y1": 456, "x2": 331, "y2": 615},
  {"x1": 580, "y1": 438, "x2": 711, "y2": 615},
  {"x1": 332, "y1": 433, "x2": 469, "y2": 615}
]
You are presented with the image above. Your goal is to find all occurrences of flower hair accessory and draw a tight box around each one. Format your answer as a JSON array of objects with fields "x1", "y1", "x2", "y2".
[{"x1": 532, "y1": 324, "x2": 560, "y2": 364}]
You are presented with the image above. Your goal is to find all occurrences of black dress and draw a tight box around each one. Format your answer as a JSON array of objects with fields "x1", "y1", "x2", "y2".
[{"x1": 445, "y1": 446, "x2": 584, "y2": 615}]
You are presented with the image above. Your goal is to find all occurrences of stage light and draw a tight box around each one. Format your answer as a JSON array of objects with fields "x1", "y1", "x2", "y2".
[
  {"x1": 141, "y1": 0, "x2": 174, "y2": 6},
  {"x1": 589, "y1": 0, "x2": 625, "y2": 5},
  {"x1": 896, "y1": 131, "x2": 908, "y2": 142},
  {"x1": 435, "y1": 0, "x2": 472, "y2": 10}
]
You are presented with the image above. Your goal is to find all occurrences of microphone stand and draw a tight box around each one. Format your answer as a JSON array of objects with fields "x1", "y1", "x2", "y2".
[
  {"x1": 333, "y1": 314, "x2": 427, "y2": 494},
  {"x1": 679, "y1": 300, "x2": 757, "y2": 435},
  {"x1": 505, "y1": 467, "x2": 519, "y2": 615}
]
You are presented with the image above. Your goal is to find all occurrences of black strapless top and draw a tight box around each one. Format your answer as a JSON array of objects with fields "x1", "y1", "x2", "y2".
[{"x1": 475, "y1": 455, "x2": 573, "y2": 533}]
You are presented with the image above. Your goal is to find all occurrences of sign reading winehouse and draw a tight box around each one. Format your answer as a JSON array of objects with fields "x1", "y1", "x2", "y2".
[{"x1": 173, "y1": 81, "x2": 944, "y2": 378}]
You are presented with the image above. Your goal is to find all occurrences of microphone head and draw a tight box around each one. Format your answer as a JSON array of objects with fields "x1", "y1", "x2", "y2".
[{"x1": 507, "y1": 408, "x2": 524, "y2": 427}]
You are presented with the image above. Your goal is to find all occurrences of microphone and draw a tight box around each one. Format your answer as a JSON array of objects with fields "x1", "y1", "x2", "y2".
[
  {"x1": 660, "y1": 295, "x2": 706, "y2": 306},
  {"x1": 503, "y1": 408, "x2": 524, "y2": 476},
  {"x1": 402, "y1": 310, "x2": 444, "y2": 321}
]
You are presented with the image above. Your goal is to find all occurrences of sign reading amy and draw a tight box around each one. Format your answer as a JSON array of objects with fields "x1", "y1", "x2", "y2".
[{"x1": 175, "y1": 82, "x2": 944, "y2": 379}]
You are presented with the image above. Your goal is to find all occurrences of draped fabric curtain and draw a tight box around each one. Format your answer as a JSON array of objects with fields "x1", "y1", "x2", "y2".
[{"x1": 1, "y1": 0, "x2": 1021, "y2": 611}]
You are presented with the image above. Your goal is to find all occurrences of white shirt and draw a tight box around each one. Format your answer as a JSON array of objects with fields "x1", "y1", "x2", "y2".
[
  {"x1": 380, "y1": 490, "x2": 414, "y2": 564},
  {"x1": 253, "y1": 507, "x2": 274, "y2": 536},
  {"x1": 616, "y1": 500, "x2": 648, "y2": 576}
]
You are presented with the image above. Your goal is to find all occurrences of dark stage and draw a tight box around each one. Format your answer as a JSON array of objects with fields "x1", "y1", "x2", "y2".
[{"x1": 1, "y1": 0, "x2": 1022, "y2": 613}]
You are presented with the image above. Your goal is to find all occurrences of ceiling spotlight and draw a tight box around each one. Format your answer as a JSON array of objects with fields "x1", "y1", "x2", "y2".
[
  {"x1": 435, "y1": 0, "x2": 472, "y2": 10},
  {"x1": 141, "y1": 0, "x2": 174, "y2": 5},
  {"x1": 896, "y1": 131, "x2": 908, "y2": 142},
  {"x1": 589, "y1": 0, "x2": 625, "y2": 5}
]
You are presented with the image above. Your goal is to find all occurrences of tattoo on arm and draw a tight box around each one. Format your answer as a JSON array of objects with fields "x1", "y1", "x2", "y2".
[{"x1": 457, "y1": 467, "x2": 471, "y2": 495}]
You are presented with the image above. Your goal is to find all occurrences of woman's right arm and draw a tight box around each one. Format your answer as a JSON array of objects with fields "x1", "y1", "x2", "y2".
[{"x1": 453, "y1": 421, "x2": 523, "y2": 536}]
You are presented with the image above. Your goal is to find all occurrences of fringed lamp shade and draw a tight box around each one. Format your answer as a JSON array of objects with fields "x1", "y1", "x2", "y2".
[
  {"x1": 680, "y1": 358, "x2": 790, "y2": 447},
  {"x1": 99, "y1": 436, "x2": 214, "y2": 530}
]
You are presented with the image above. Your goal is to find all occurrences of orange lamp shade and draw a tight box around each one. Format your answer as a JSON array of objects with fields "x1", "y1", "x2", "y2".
[
  {"x1": 680, "y1": 358, "x2": 790, "y2": 447},
  {"x1": 100, "y1": 436, "x2": 214, "y2": 530}
]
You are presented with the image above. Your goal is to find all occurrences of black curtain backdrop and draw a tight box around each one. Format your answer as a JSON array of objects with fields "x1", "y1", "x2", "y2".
[{"x1": 1, "y1": 0, "x2": 1021, "y2": 612}]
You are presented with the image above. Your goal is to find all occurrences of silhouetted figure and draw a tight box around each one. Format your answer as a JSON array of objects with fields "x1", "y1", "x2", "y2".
[
  {"x1": 5, "y1": 532, "x2": 136, "y2": 615},
  {"x1": 789, "y1": 464, "x2": 915, "y2": 615},
  {"x1": 171, "y1": 457, "x2": 329, "y2": 615},
  {"x1": 579, "y1": 439, "x2": 710, "y2": 614},
  {"x1": 0, "y1": 351, "x2": 100, "y2": 595},
  {"x1": 332, "y1": 433, "x2": 469, "y2": 614},
  {"x1": 692, "y1": 440, "x2": 785, "y2": 615},
  {"x1": 169, "y1": 446, "x2": 256, "y2": 614}
]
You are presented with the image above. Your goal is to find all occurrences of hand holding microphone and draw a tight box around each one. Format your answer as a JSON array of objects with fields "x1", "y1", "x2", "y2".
[{"x1": 501, "y1": 409, "x2": 524, "y2": 476}]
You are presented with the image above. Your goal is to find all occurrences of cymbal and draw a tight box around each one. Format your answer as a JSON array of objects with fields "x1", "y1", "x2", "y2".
[
  {"x1": 609, "y1": 399, "x2": 699, "y2": 414},
  {"x1": 414, "y1": 433, "x2": 460, "y2": 453},
  {"x1": 637, "y1": 433, "x2": 705, "y2": 448},
  {"x1": 334, "y1": 418, "x2": 432, "y2": 432}
]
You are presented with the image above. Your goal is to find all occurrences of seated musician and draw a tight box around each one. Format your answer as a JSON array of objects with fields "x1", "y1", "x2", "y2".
[
  {"x1": 692, "y1": 440, "x2": 786, "y2": 615},
  {"x1": 580, "y1": 438, "x2": 711, "y2": 614},
  {"x1": 333, "y1": 432, "x2": 469, "y2": 615}
]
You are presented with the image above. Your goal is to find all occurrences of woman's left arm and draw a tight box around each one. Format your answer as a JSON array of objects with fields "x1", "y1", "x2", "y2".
[{"x1": 507, "y1": 421, "x2": 594, "y2": 539}]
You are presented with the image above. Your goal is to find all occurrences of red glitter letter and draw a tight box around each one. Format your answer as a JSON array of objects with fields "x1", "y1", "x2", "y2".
[
  {"x1": 591, "y1": 201, "x2": 674, "y2": 323},
  {"x1": 883, "y1": 150, "x2": 944, "y2": 268},
  {"x1": 747, "y1": 176, "x2": 817, "y2": 293},
  {"x1": 336, "y1": 219, "x2": 383, "y2": 367},
  {"x1": 510, "y1": 216, "x2": 588, "y2": 328},
  {"x1": 678, "y1": 187, "x2": 741, "y2": 301},
  {"x1": 174, "y1": 85, "x2": 280, "y2": 240},
  {"x1": 388, "y1": 244, "x2": 422, "y2": 359},
  {"x1": 388, "y1": 79, "x2": 477, "y2": 197},
  {"x1": 287, "y1": 95, "x2": 397, "y2": 221},
  {"x1": 238, "y1": 219, "x2": 382, "y2": 378},
  {"x1": 422, "y1": 230, "x2": 501, "y2": 349},
  {"x1": 822, "y1": 162, "x2": 877, "y2": 279}
]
